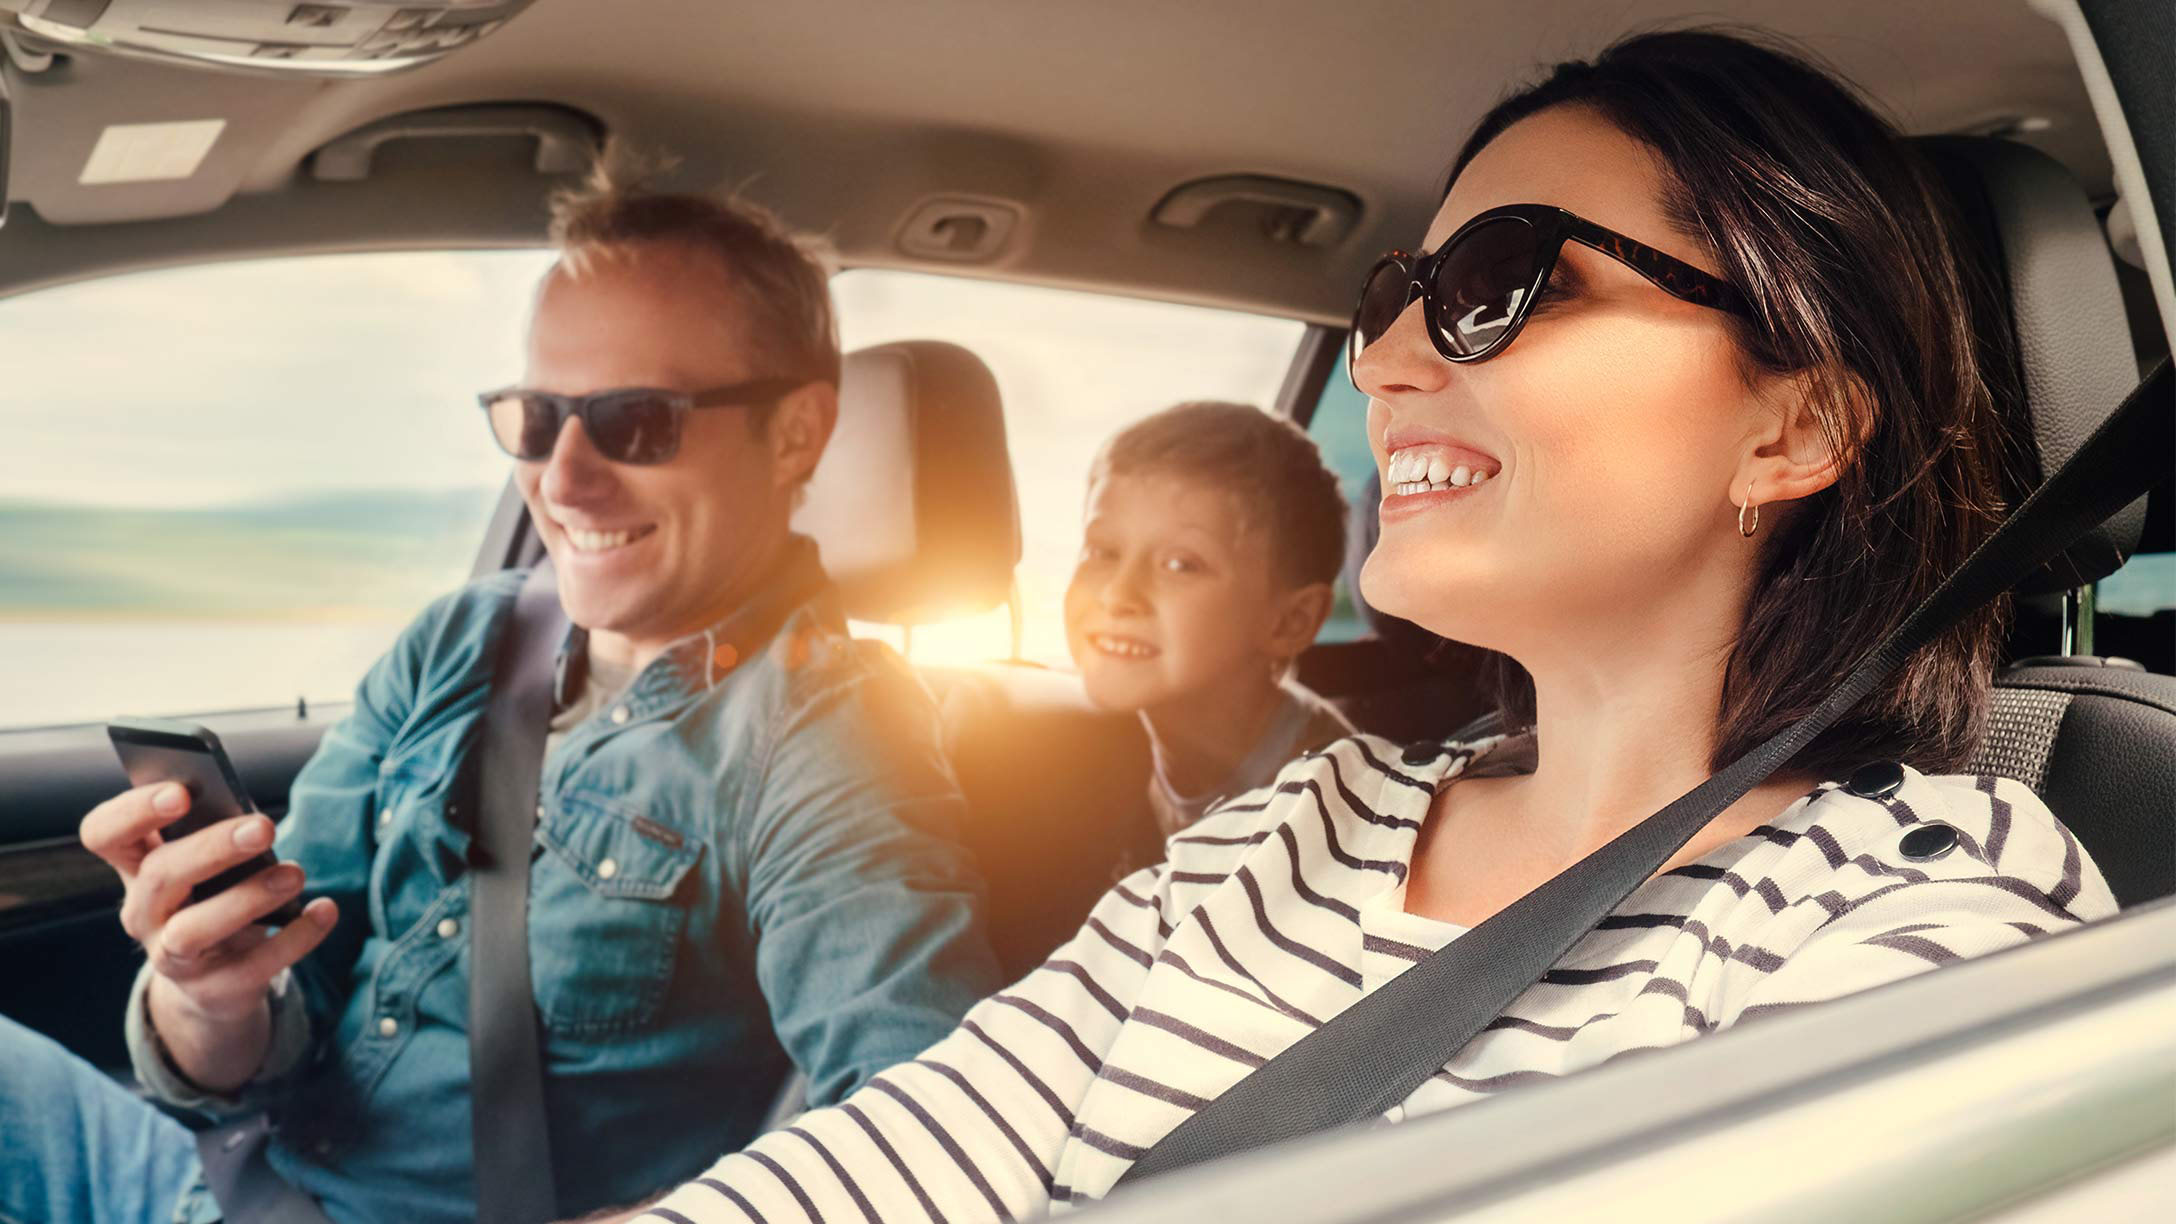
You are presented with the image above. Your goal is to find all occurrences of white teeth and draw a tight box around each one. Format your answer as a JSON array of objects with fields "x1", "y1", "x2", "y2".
[
  {"x1": 1092, "y1": 634, "x2": 1156, "y2": 659},
  {"x1": 1389, "y1": 447, "x2": 1497, "y2": 495},
  {"x1": 567, "y1": 527, "x2": 640, "y2": 553},
  {"x1": 1385, "y1": 462, "x2": 1498, "y2": 498}
]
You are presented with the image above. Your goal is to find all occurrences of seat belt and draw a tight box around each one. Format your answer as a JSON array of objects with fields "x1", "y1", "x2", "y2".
[
  {"x1": 1121, "y1": 359, "x2": 2172, "y2": 1186},
  {"x1": 467, "y1": 562, "x2": 570, "y2": 1224},
  {"x1": 192, "y1": 565, "x2": 571, "y2": 1224}
]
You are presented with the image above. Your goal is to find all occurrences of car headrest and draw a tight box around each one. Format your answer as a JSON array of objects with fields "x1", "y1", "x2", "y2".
[
  {"x1": 1915, "y1": 136, "x2": 2147, "y2": 592},
  {"x1": 792, "y1": 340, "x2": 1021, "y2": 625}
]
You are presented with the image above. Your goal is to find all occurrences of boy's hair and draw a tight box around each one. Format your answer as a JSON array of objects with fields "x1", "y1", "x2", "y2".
[
  {"x1": 547, "y1": 149, "x2": 843, "y2": 424},
  {"x1": 1091, "y1": 401, "x2": 1348, "y2": 589}
]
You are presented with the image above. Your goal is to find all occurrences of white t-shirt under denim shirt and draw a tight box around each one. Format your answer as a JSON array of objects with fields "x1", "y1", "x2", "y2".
[{"x1": 642, "y1": 731, "x2": 2113, "y2": 1222}]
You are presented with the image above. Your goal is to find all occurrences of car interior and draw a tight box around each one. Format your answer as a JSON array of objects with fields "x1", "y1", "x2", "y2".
[{"x1": 0, "y1": 0, "x2": 2169, "y2": 1214}]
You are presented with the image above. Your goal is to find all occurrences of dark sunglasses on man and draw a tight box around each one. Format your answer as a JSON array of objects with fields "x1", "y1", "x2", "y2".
[
  {"x1": 1349, "y1": 202, "x2": 1752, "y2": 384},
  {"x1": 477, "y1": 377, "x2": 808, "y2": 465}
]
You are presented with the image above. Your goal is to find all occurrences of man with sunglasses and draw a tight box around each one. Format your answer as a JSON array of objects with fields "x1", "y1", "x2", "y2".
[{"x1": 9, "y1": 172, "x2": 1005, "y2": 1224}]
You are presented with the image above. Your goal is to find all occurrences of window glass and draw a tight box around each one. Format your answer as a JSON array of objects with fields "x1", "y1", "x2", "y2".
[
  {"x1": 1306, "y1": 348, "x2": 1375, "y2": 642},
  {"x1": 831, "y1": 270, "x2": 1306, "y2": 665},
  {"x1": 2097, "y1": 552, "x2": 2176, "y2": 618},
  {"x1": 0, "y1": 250, "x2": 556, "y2": 731}
]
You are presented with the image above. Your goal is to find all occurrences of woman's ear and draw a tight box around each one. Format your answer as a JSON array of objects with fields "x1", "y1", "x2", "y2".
[
  {"x1": 1735, "y1": 366, "x2": 1867, "y2": 508},
  {"x1": 1264, "y1": 581, "x2": 1337, "y2": 660},
  {"x1": 769, "y1": 382, "x2": 838, "y2": 491}
]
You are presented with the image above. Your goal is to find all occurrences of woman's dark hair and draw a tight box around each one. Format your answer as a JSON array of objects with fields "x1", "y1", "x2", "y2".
[{"x1": 1450, "y1": 29, "x2": 2024, "y2": 775}]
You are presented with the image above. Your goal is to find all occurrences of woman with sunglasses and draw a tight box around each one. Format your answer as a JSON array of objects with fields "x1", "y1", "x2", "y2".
[{"x1": 619, "y1": 29, "x2": 2111, "y2": 1224}]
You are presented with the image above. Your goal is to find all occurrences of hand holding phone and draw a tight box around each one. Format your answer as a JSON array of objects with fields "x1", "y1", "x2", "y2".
[
  {"x1": 84, "y1": 719, "x2": 341, "y2": 1086},
  {"x1": 106, "y1": 717, "x2": 304, "y2": 925}
]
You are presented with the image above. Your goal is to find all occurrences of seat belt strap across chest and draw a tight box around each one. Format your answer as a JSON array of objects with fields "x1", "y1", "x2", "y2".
[
  {"x1": 1120, "y1": 359, "x2": 2171, "y2": 1186},
  {"x1": 468, "y1": 562, "x2": 568, "y2": 1224}
]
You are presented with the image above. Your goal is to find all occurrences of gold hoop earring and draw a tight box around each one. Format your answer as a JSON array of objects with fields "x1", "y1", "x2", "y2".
[{"x1": 1738, "y1": 480, "x2": 1760, "y2": 539}]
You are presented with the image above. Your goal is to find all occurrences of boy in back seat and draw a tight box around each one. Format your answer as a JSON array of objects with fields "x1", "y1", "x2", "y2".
[{"x1": 1064, "y1": 401, "x2": 1354, "y2": 837}]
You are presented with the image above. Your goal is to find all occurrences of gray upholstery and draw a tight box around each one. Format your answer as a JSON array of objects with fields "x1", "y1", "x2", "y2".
[
  {"x1": 793, "y1": 340, "x2": 1021, "y2": 625},
  {"x1": 1971, "y1": 686, "x2": 2073, "y2": 793},
  {"x1": 1920, "y1": 138, "x2": 2174, "y2": 909},
  {"x1": 1969, "y1": 663, "x2": 2176, "y2": 907},
  {"x1": 1917, "y1": 136, "x2": 2147, "y2": 592}
]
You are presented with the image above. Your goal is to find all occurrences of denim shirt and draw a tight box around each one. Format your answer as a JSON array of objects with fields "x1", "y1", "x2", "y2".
[{"x1": 186, "y1": 539, "x2": 1002, "y2": 1222}]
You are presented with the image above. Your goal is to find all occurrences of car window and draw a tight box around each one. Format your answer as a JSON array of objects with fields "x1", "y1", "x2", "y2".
[
  {"x1": 1305, "y1": 349, "x2": 1375, "y2": 642},
  {"x1": 2098, "y1": 550, "x2": 2175, "y2": 618},
  {"x1": 0, "y1": 250, "x2": 558, "y2": 732},
  {"x1": 831, "y1": 269, "x2": 1307, "y2": 665}
]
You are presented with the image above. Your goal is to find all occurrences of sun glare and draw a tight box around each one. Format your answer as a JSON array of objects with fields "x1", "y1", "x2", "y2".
[{"x1": 851, "y1": 604, "x2": 1034, "y2": 668}]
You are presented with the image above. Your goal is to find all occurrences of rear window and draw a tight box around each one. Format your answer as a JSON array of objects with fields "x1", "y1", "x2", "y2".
[
  {"x1": 0, "y1": 250, "x2": 556, "y2": 731},
  {"x1": 832, "y1": 269, "x2": 1306, "y2": 665}
]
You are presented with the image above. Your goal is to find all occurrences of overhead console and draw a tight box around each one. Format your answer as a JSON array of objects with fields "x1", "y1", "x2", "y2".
[{"x1": 0, "y1": 0, "x2": 536, "y2": 76}]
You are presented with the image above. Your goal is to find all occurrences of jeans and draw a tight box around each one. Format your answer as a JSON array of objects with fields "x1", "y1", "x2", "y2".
[{"x1": 0, "y1": 1013, "x2": 215, "y2": 1224}]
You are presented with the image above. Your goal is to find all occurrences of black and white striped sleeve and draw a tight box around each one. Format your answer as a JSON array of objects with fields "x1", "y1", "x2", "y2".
[
  {"x1": 640, "y1": 861, "x2": 1183, "y2": 1223},
  {"x1": 1723, "y1": 775, "x2": 2118, "y2": 1025}
]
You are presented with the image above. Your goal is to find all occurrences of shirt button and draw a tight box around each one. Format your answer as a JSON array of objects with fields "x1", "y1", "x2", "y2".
[
  {"x1": 1401, "y1": 741, "x2": 1443, "y2": 767},
  {"x1": 376, "y1": 1016, "x2": 398, "y2": 1038},
  {"x1": 378, "y1": 810, "x2": 394, "y2": 828},
  {"x1": 596, "y1": 858, "x2": 619, "y2": 880},
  {"x1": 535, "y1": 804, "x2": 545, "y2": 820},
  {"x1": 437, "y1": 918, "x2": 459, "y2": 939},
  {"x1": 1846, "y1": 760, "x2": 1906, "y2": 799},
  {"x1": 313, "y1": 1138, "x2": 335, "y2": 1158},
  {"x1": 610, "y1": 705, "x2": 631, "y2": 725},
  {"x1": 1900, "y1": 823, "x2": 1960, "y2": 862}
]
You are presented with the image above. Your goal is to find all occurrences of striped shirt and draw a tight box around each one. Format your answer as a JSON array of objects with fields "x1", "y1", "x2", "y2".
[{"x1": 640, "y1": 733, "x2": 2114, "y2": 1223}]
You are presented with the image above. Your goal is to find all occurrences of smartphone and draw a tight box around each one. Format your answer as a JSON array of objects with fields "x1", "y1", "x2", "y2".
[{"x1": 107, "y1": 717, "x2": 304, "y2": 925}]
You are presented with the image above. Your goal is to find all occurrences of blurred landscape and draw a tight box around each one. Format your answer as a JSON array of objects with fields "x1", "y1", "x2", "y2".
[
  {"x1": 0, "y1": 486, "x2": 498, "y2": 619},
  {"x1": 0, "y1": 488, "x2": 497, "y2": 729}
]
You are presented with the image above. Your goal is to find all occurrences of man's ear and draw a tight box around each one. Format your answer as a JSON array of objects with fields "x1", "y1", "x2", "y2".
[
  {"x1": 1264, "y1": 581, "x2": 1336, "y2": 660},
  {"x1": 769, "y1": 382, "x2": 838, "y2": 491},
  {"x1": 1735, "y1": 366, "x2": 1866, "y2": 509}
]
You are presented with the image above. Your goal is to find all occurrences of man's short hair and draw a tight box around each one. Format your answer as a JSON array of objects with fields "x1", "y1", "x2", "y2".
[
  {"x1": 1091, "y1": 401, "x2": 1348, "y2": 590},
  {"x1": 547, "y1": 154, "x2": 843, "y2": 418}
]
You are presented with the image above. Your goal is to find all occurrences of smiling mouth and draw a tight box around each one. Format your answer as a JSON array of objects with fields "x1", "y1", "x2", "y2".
[
  {"x1": 561, "y1": 523, "x2": 658, "y2": 554},
  {"x1": 1089, "y1": 633, "x2": 1160, "y2": 660},
  {"x1": 1382, "y1": 445, "x2": 1501, "y2": 498}
]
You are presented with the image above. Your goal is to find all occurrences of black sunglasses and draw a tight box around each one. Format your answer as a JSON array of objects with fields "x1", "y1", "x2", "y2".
[
  {"x1": 477, "y1": 377, "x2": 807, "y2": 465},
  {"x1": 1349, "y1": 203, "x2": 1751, "y2": 381}
]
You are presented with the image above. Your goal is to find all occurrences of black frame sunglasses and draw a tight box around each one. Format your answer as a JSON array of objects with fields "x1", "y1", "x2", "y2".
[
  {"x1": 1348, "y1": 203, "x2": 1752, "y2": 382},
  {"x1": 477, "y1": 377, "x2": 808, "y2": 465}
]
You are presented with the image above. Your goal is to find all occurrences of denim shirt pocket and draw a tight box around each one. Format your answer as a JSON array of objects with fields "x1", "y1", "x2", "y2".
[{"x1": 530, "y1": 794, "x2": 704, "y2": 1036}]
